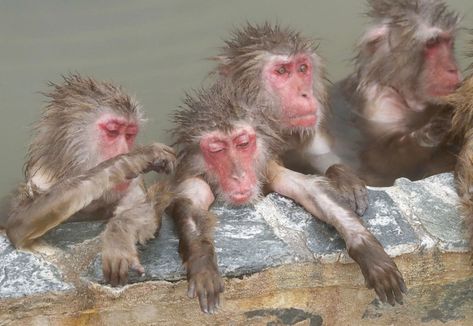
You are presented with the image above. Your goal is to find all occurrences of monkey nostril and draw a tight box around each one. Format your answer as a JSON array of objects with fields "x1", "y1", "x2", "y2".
[{"x1": 301, "y1": 93, "x2": 308, "y2": 98}]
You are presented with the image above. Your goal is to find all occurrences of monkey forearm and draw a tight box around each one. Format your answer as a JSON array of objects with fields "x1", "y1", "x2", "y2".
[
  {"x1": 267, "y1": 161, "x2": 367, "y2": 239},
  {"x1": 171, "y1": 196, "x2": 217, "y2": 262},
  {"x1": 7, "y1": 144, "x2": 174, "y2": 248}
]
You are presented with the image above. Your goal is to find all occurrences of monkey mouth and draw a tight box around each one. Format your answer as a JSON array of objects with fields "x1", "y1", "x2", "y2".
[
  {"x1": 288, "y1": 113, "x2": 317, "y2": 127},
  {"x1": 229, "y1": 190, "x2": 254, "y2": 205}
]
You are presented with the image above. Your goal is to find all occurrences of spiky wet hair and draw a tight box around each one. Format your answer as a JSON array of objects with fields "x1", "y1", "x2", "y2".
[
  {"x1": 355, "y1": 0, "x2": 460, "y2": 91},
  {"x1": 171, "y1": 82, "x2": 281, "y2": 182},
  {"x1": 214, "y1": 23, "x2": 324, "y2": 101},
  {"x1": 25, "y1": 74, "x2": 143, "y2": 182}
]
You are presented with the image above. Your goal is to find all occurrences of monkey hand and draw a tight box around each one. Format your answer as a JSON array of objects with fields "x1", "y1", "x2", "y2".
[
  {"x1": 186, "y1": 251, "x2": 224, "y2": 314},
  {"x1": 141, "y1": 143, "x2": 177, "y2": 174},
  {"x1": 102, "y1": 241, "x2": 145, "y2": 287},
  {"x1": 412, "y1": 115, "x2": 451, "y2": 148},
  {"x1": 348, "y1": 234, "x2": 407, "y2": 306},
  {"x1": 325, "y1": 164, "x2": 368, "y2": 216},
  {"x1": 121, "y1": 143, "x2": 176, "y2": 179}
]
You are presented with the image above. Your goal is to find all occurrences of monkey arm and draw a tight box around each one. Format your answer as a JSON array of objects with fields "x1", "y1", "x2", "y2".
[
  {"x1": 325, "y1": 164, "x2": 369, "y2": 216},
  {"x1": 170, "y1": 177, "x2": 224, "y2": 314},
  {"x1": 6, "y1": 143, "x2": 176, "y2": 248},
  {"x1": 101, "y1": 179, "x2": 161, "y2": 286},
  {"x1": 266, "y1": 160, "x2": 406, "y2": 306}
]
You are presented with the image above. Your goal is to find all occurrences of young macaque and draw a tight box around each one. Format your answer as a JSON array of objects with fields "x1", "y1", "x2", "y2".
[
  {"x1": 171, "y1": 83, "x2": 406, "y2": 314},
  {"x1": 329, "y1": 0, "x2": 462, "y2": 186},
  {"x1": 213, "y1": 22, "x2": 368, "y2": 215},
  {"x1": 444, "y1": 41, "x2": 473, "y2": 253},
  {"x1": 4, "y1": 74, "x2": 176, "y2": 286}
]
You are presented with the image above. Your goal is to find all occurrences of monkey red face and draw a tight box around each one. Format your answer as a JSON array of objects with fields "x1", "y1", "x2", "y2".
[
  {"x1": 97, "y1": 115, "x2": 138, "y2": 161},
  {"x1": 96, "y1": 114, "x2": 139, "y2": 191},
  {"x1": 422, "y1": 34, "x2": 461, "y2": 97},
  {"x1": 200, "y1": 126, "x2": 259, "y2": 205},
  {"x1": 263, "y1": 54, "x2": 318, "y2": 129}
]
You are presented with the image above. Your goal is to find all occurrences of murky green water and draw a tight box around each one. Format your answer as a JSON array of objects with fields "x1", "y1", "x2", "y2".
[{"x1": 1, "y1": 0, "x2": 472, "y2": 197}]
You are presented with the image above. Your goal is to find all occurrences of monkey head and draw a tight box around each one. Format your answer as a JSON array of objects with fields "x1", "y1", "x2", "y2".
[
  {"x1": 356, "y1": 0, "x2": 461, "y2": 105},
  {"x1": 214, "y1": 23, "x2": 328, "y2": 136},
  {"x1": 172, "y1": 84, "x2": 279, "y2": 205},
  {"x1": 26, "y1": 74, "x2": 143, "y2": 190}
]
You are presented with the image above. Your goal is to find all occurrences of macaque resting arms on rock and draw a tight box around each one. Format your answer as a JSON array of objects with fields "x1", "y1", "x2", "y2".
[
  {"x1": 213, "y1": 22, "x2": 369, "y2": 215},
  {"x1": 4, "y1": 74, "x2": 176, "y2": 286},
  {"x1": 170, "y1": 84, "x2": 406, "y2": 314}
]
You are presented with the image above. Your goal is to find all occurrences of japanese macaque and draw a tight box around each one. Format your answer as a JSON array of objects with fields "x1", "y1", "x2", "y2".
[
  {"x1": 213, "y1": 23, "x2": 368, "y2": 215},
  {"x1": 444, "y1": 41, "x2": 473, "y2": 253},
  {"x1": 3, "y1": 74, "x2": 176, "y2": 286},
  {"x1": 329, "y1": 0, "x2": 462, "y2": 186},
  {"x1": 171, "y1": 83, "x2": 406, "y2": 314}
]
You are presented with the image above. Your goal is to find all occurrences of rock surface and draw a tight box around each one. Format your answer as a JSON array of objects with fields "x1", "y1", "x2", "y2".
[{"x1": 0, "y1": 173, "x2": 472, "y2": 325}]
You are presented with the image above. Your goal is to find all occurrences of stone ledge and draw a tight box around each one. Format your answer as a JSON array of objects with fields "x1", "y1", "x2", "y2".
[{"x1": 0, "y1": 173, "x2": 472, "y2": 325}]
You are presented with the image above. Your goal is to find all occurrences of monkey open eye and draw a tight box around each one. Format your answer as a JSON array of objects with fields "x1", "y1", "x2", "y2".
[
  {"x1": 276, "y1": 66, "x2": 287, "y2": 75},
  {"x1": 299, "y1": 64, "x2": 308, "y2": 73}
]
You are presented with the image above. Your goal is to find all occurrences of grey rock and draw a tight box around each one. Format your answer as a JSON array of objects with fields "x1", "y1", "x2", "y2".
[
  {"x1": 391, "y1": 173, "x2": 468, "y2": 251},
  {"x1": 0, "y1": 235, "x2": 72, "y2": 299},
  {"x1": 43, "y1": 221, "x2": 105, "y2": 250}
]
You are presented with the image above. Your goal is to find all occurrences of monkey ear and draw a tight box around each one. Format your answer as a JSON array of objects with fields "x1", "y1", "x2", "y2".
[
  {"x1": 358, "y1": 24, "x2": 388, "y2": 54},
  {"x1": 210, "y1": 55, "x2": 232, "y2": 77}
]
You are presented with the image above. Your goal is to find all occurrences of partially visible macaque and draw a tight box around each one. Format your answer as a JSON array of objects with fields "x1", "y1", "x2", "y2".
[
  {"x1": 171, "y1": 84, "x2": 406, "y2": 314},
  {"x1": 214, "y1": 23, "x2": 368, "y2": 215},
  {"x1": 329, "y1": 0, "x2": 462, "y2": 186},
  {"x1": 4, "y1": 75, "x2": 176, "y2": 286},
  {"x1": 444, "y1": 42, "x2": 473, "y2": 252}
]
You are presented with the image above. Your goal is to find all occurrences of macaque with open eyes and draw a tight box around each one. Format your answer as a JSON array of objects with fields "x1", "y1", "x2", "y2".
[
  {"x1": 170, "y1": 83, "x2": 406, "y2": 314},
  {"x1": 328, "y1": 0, "x2": 462, "y2": 186},
  {"x1": 213, "y1": 22, "x2": 368, "y2": 215},
  {"x1": 3, "y1": 74, "x2": 176, "y2": 286}
]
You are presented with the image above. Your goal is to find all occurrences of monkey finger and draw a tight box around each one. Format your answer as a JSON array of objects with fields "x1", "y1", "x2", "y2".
[
  {"x1": 207, "y1": 292, "x2": 218, "y2": 314},
  {"x1": 130, "y1": 257, "x2": 145, "y2": 276},
  {"x1": 374, "y1": 285, "x2": 387, "y2": 304},
  {"x1": 385, "y1": 286, "x2": 396, "y2": 306},
  {"x1": 399, "y1": 275, "x2": 408, "y2": 294},
  {"x1": 151, "y1": 158, "x2": 174, "y2": 174},
  {"x1": 392, "y1": 279, "x2": 404, "y2": 305},
  {"x1": 110, "y1": 260, "x2": 120, "y2": 287},
  {"x1": 198, "y1": 289, "x2": 209, "y2": 314},
  {"x1": 118, "y1": 259, "x2": 129, "y2": 286},
  {"x1": 187, "y1": 280, "x2": 196, "y2": 298},
  {"x1": 102, "y1": 259, "x2": 112, "y2": 284}
]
